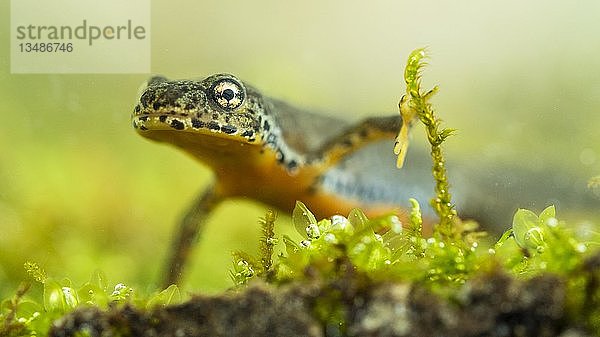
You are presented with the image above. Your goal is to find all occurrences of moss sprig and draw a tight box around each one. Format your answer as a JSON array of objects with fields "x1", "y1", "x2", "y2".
[
  {"x1": 398, "y1": 48, "x2": 457, "y2": 241},
  {"x1": 259, "y1": 210, "x2": 277, "y2": 280},
  {"x1": 230, "y1": 210, "x2": 278, "y2": 285}
]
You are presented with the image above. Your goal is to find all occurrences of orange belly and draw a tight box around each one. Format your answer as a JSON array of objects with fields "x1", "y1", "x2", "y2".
[{"x1": 215, "y1": 149, "x2": 414, "y2": 226}]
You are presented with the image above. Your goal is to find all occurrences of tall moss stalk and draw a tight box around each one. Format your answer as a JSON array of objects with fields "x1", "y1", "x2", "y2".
[{"x1": 399, "y1": 48, "x2": 458, "y2": 240}]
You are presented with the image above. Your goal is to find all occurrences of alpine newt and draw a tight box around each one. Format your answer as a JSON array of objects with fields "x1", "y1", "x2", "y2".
[{"x1": 132, "y1": 73, "x2": 599, "y2": 287}]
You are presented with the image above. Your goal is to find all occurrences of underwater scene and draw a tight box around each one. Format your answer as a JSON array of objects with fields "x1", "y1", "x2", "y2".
[{"x1": 1, "y1": 1, "x2": 600, "y2": 335}]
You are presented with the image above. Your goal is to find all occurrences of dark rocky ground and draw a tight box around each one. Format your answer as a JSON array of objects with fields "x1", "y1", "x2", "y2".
[{"x1": 49, "y1": 264, "x2": 598, "y2": 337}]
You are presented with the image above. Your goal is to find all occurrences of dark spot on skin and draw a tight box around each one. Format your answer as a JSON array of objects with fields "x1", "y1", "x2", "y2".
[
  {"x1": 241, "y1": 130, "x2": 254, "y2": 138},
  {"x1": 139, "y1": 116, "x2": 149, "y2": 121},
  {"x1": 359, "y1": 128, "x2": 368, "y2": 138},
  {"x1": 140, "y1": 92, "x2": 155, "y2": 107},
  {"x1": 170, "y1": 119, "x2": 185, "y2": 130},
  {"x1": 287, "y1": 160, "x2": 298, "y2": 170},
  {"x1": 263, "y1": 120, "x2": 270, "y2": 131},
  {"x1": 168, "y1": 110, "x2": 177, "y2": 115},
  {"x1": 212, "y1": 113, "x2": 219, "y2": 120},
  {"x1": 191, "y1": 118, "x2": 204, "y2": 129},
  {"x1": 185, "y1": 103, "x2": 195, "y2": 110},
  {"x1": 132, "y1": 121, "x2": 137, "y2": 129},
  {"x1": 134, "y1": 105, "x2": 141, "y2": 113},
  {"x1": 140, "y1": 125, "x2": 148, "y2": 131},
  {"x1": 153, "y1": 102, "x2": 161, "y2": 110},
  {"x1": 342, "y1": 139, "x2": 353, "y2": 147},
  {"x1": 224, "y1": 116, "x2": 230, "y2": 123},
  {"x1": 221, "y1": 125, "x2": 237, "y2": 134},
  {"x1": 159, "y1": 115, "x2": 168, "y2": 123},
  {"x1": 248, "y1": 138, "x2": 256, "y2": 143},
  {"x1": 276, "y1": 150, "x2": 285, "y2": 163},
  {"x1": 208, "y1": 121, "x2": 220, "y2": 131},
  {"x1": 266, "y1": 134, "x2": 276, "y2": 144}
]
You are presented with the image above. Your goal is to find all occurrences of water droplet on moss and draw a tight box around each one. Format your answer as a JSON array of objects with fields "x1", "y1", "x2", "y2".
[
  {"x1": 324, "y1": 233, "x2": 337, "y2": 244},
  {"x1": 353, "y1": 243, "x2": 366, "y2": 254},
  {"x1": 306, "y1": 223, "x2": 321, "y2": 239},
  {"x1": 390, "y1": 215, "x2": 403, "y2": 233},
  {"x1": 331, "y1": 215, "x2": 349, "y2": 228}
]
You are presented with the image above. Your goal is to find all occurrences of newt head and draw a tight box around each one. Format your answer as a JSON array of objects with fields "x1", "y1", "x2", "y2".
[{"x1": 132, "y1": 73, "x2": 274, "y2": 159}]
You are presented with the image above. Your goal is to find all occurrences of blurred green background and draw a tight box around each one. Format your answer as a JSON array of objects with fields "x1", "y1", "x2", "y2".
[{"x1": 1, "y1": 1, "x2": 599, "y2": 298}]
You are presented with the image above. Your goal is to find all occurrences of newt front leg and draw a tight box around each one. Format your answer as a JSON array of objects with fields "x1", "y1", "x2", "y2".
[{"x1": 162, "y1": 182, "x2": 223, "y2": 287}]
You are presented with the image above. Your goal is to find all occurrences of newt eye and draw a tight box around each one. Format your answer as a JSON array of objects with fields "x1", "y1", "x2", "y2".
[{"x1": 211, "y1": 79, "x2": 245, "y2": 111}]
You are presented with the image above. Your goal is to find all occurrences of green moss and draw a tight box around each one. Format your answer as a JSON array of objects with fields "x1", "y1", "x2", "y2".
[
  {"x1": 227, "y1": 202, "x2": 597, "y2": 332},
  {"x1": 399, "y1": 48, "x2": 458, "y2": 240},
  {"x1": 0, "y1": 263, "x2": 182, "y2": 336},
  {"x1": 230, "y1": 210, "x2": 278, "y2": 286}
]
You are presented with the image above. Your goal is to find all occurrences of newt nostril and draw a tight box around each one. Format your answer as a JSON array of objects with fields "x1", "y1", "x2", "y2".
[
  {"x1": 162, "y1": 87, "x2": 183, "y2": 106},
  {"x1": 139, "y1": 90, "x2": 155, "y2": 108}
]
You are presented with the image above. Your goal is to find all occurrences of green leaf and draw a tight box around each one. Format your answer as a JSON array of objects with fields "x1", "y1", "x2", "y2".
[
  {"x1": 538, "y1": 205, "x2": 556, "y2": 226},
  {"x1": 349, "y1": 233, "x2": 391, "y2": 271},
  {"x1": 282, "y1": 234, "x2": 301, "y2": 254},
  {"x1": 292, "y1": 201, "x2": 317, "y2": 237},
  {"x1": 494, "y1": 229, "x2": 514, "y2": 250},
  {"x1": 348, "y1": 208, "x2": 369, "y2": 231},
  {"x1": 14, "y1": 300, "x2": 42, "y2": 320},
  {"x1": 511, "y1": 209, "x2": 539, "y2": 249},
  {"x1": 43, "y1": 279, "x2": 78, "y2": 312},
  {"x1": 89, "y1": 269, "x2": 108, "y2": 291},
  {"x1": 146, "y1": 285, "x2": 181, "y2": 309},
  {"x1": 77, "y1": 283, "x2": 107, "y2": 307},
  {"x1": 439, "y1": 128, "x2": 456, "y2": 140},
  {"x1": 524, "y1": 227, "x2": 545, "y2": 253}
]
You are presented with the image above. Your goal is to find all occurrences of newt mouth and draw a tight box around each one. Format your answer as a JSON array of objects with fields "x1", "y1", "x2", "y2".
[{"x1": 132, "y1": 111, "x2": 259, "y2": 144}]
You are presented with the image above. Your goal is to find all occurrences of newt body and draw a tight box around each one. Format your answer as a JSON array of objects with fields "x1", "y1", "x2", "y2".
[{"x1": 132, "y1": 73, "x2": 599, "y2": 286}]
